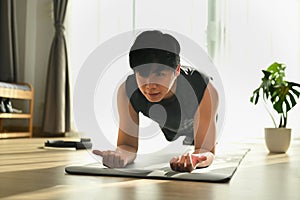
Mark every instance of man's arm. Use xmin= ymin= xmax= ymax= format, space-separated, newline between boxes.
xmin=116 ymin=81 xmax=140 ymax=164
xmin=169 ymin=82 xmax=219 ymax=172
xmin=93 ymin=82 xmax=139 ymax=168
xmin=192 ymin=82 xmax=219 ymax=167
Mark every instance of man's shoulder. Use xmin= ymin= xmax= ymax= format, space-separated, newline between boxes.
xmin=124 ymin=73 xmax=137 ymax=96
xmin=178 ymin=65 xmax=211 ymax=104
xmin=180 ymin=65 xmax=210 ymax=82
xmin=180 ymin=65 xmax=196 ymax=76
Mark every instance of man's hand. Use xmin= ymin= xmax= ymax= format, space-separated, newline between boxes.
xmin=92 ymin=150 xmax=129 ymax=168
xmin=169 ymin=153 xmax=208 ymax=172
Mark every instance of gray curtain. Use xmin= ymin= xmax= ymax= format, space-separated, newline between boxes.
xmin=0 ymin=0 xmax=18 ymax=82
xmin=42 ymin=0 xmax=70 ymax=135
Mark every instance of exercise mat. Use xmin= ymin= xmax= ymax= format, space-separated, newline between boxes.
xmin=65 ymin=147 xmax=249 ymax=183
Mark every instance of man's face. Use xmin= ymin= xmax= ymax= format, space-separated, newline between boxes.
xmin=135 ymin=65 xmax=179 ymax=102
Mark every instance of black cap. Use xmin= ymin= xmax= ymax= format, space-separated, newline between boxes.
xmin=129 ymin=30 xmax=180 ymax=70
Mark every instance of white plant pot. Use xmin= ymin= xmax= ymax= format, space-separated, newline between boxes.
xmin=264 ymin=128 xmax=291 ymax=153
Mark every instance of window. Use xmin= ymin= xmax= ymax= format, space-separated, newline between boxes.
xmin=208 ymin=0 xmax=300 ymax=140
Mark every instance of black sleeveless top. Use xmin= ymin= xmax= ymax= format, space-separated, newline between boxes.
xmin=125 ymin=66 xmax=210 ymax=145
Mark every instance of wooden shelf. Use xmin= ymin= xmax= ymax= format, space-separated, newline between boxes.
xmin=0 ymin=82 xmax=34 ymax=138
xmin=0 ymin=132 xmax=31 ymax=139
xmin=0 ymin=113 xmax=31 ymax=119
xmin=0 ymin=84 xmax=33 ymax=99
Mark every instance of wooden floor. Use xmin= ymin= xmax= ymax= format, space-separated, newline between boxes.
xmin=0 ymin=138 xmax=299 ymax=200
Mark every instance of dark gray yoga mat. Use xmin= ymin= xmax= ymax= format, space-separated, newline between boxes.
xmin=65 ymin=148 xmax=249 ymax=183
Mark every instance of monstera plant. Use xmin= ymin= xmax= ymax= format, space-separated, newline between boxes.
xmin=250 ymin=62 xmax=300 ymax=153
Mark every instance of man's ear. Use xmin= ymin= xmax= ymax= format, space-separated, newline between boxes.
xmin=175 ymin=64 xmax=181 ymax=76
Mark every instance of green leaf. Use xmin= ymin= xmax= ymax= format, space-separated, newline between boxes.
xmin=273 ymin=100 xmax=283 ymax=113
xmin=284 ymin=99 xmax=291 ymax=112
xmin=290 ymin=88 xmax=300 ymax=98
xmin=267 ymin=62 xmax=280 ymax=72
xmin=288 ymin=92 xmax=297 ymax=108
xmin=290 ymin=81 xmax=300 ymax=87
xmin=250 ymin=88 xmax=261 ymax=104
xmin=262 ymin=70 xmax=272 ymax=78
xmin=254 ymin=93 xmax=260 ymax=104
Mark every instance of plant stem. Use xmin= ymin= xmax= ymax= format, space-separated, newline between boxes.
xmin=263 ymin=101 xmax=277 ymax=128
xmin=283 ymin=112 xmax=287 ymax=128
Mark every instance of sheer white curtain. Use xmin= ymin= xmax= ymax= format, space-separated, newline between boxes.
xmin=135 ymin=0 xmax=208 ymax=49
xmin=66 ymin=0 xmax=134 ymax=135
xmin=66 ymin=0 xmax=134 ymax=86
xmin=208 ymin=0 xmax=300 ymax=141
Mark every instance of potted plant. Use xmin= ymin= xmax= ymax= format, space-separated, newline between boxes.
xmin=250 ymin=62 xmax=300 ymax=153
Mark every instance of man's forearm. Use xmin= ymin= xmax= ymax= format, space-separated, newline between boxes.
xmin=117 ymin=144 xmax=137 ymax=164
xmin=192 ymin=150 xmax=215 ymax=168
